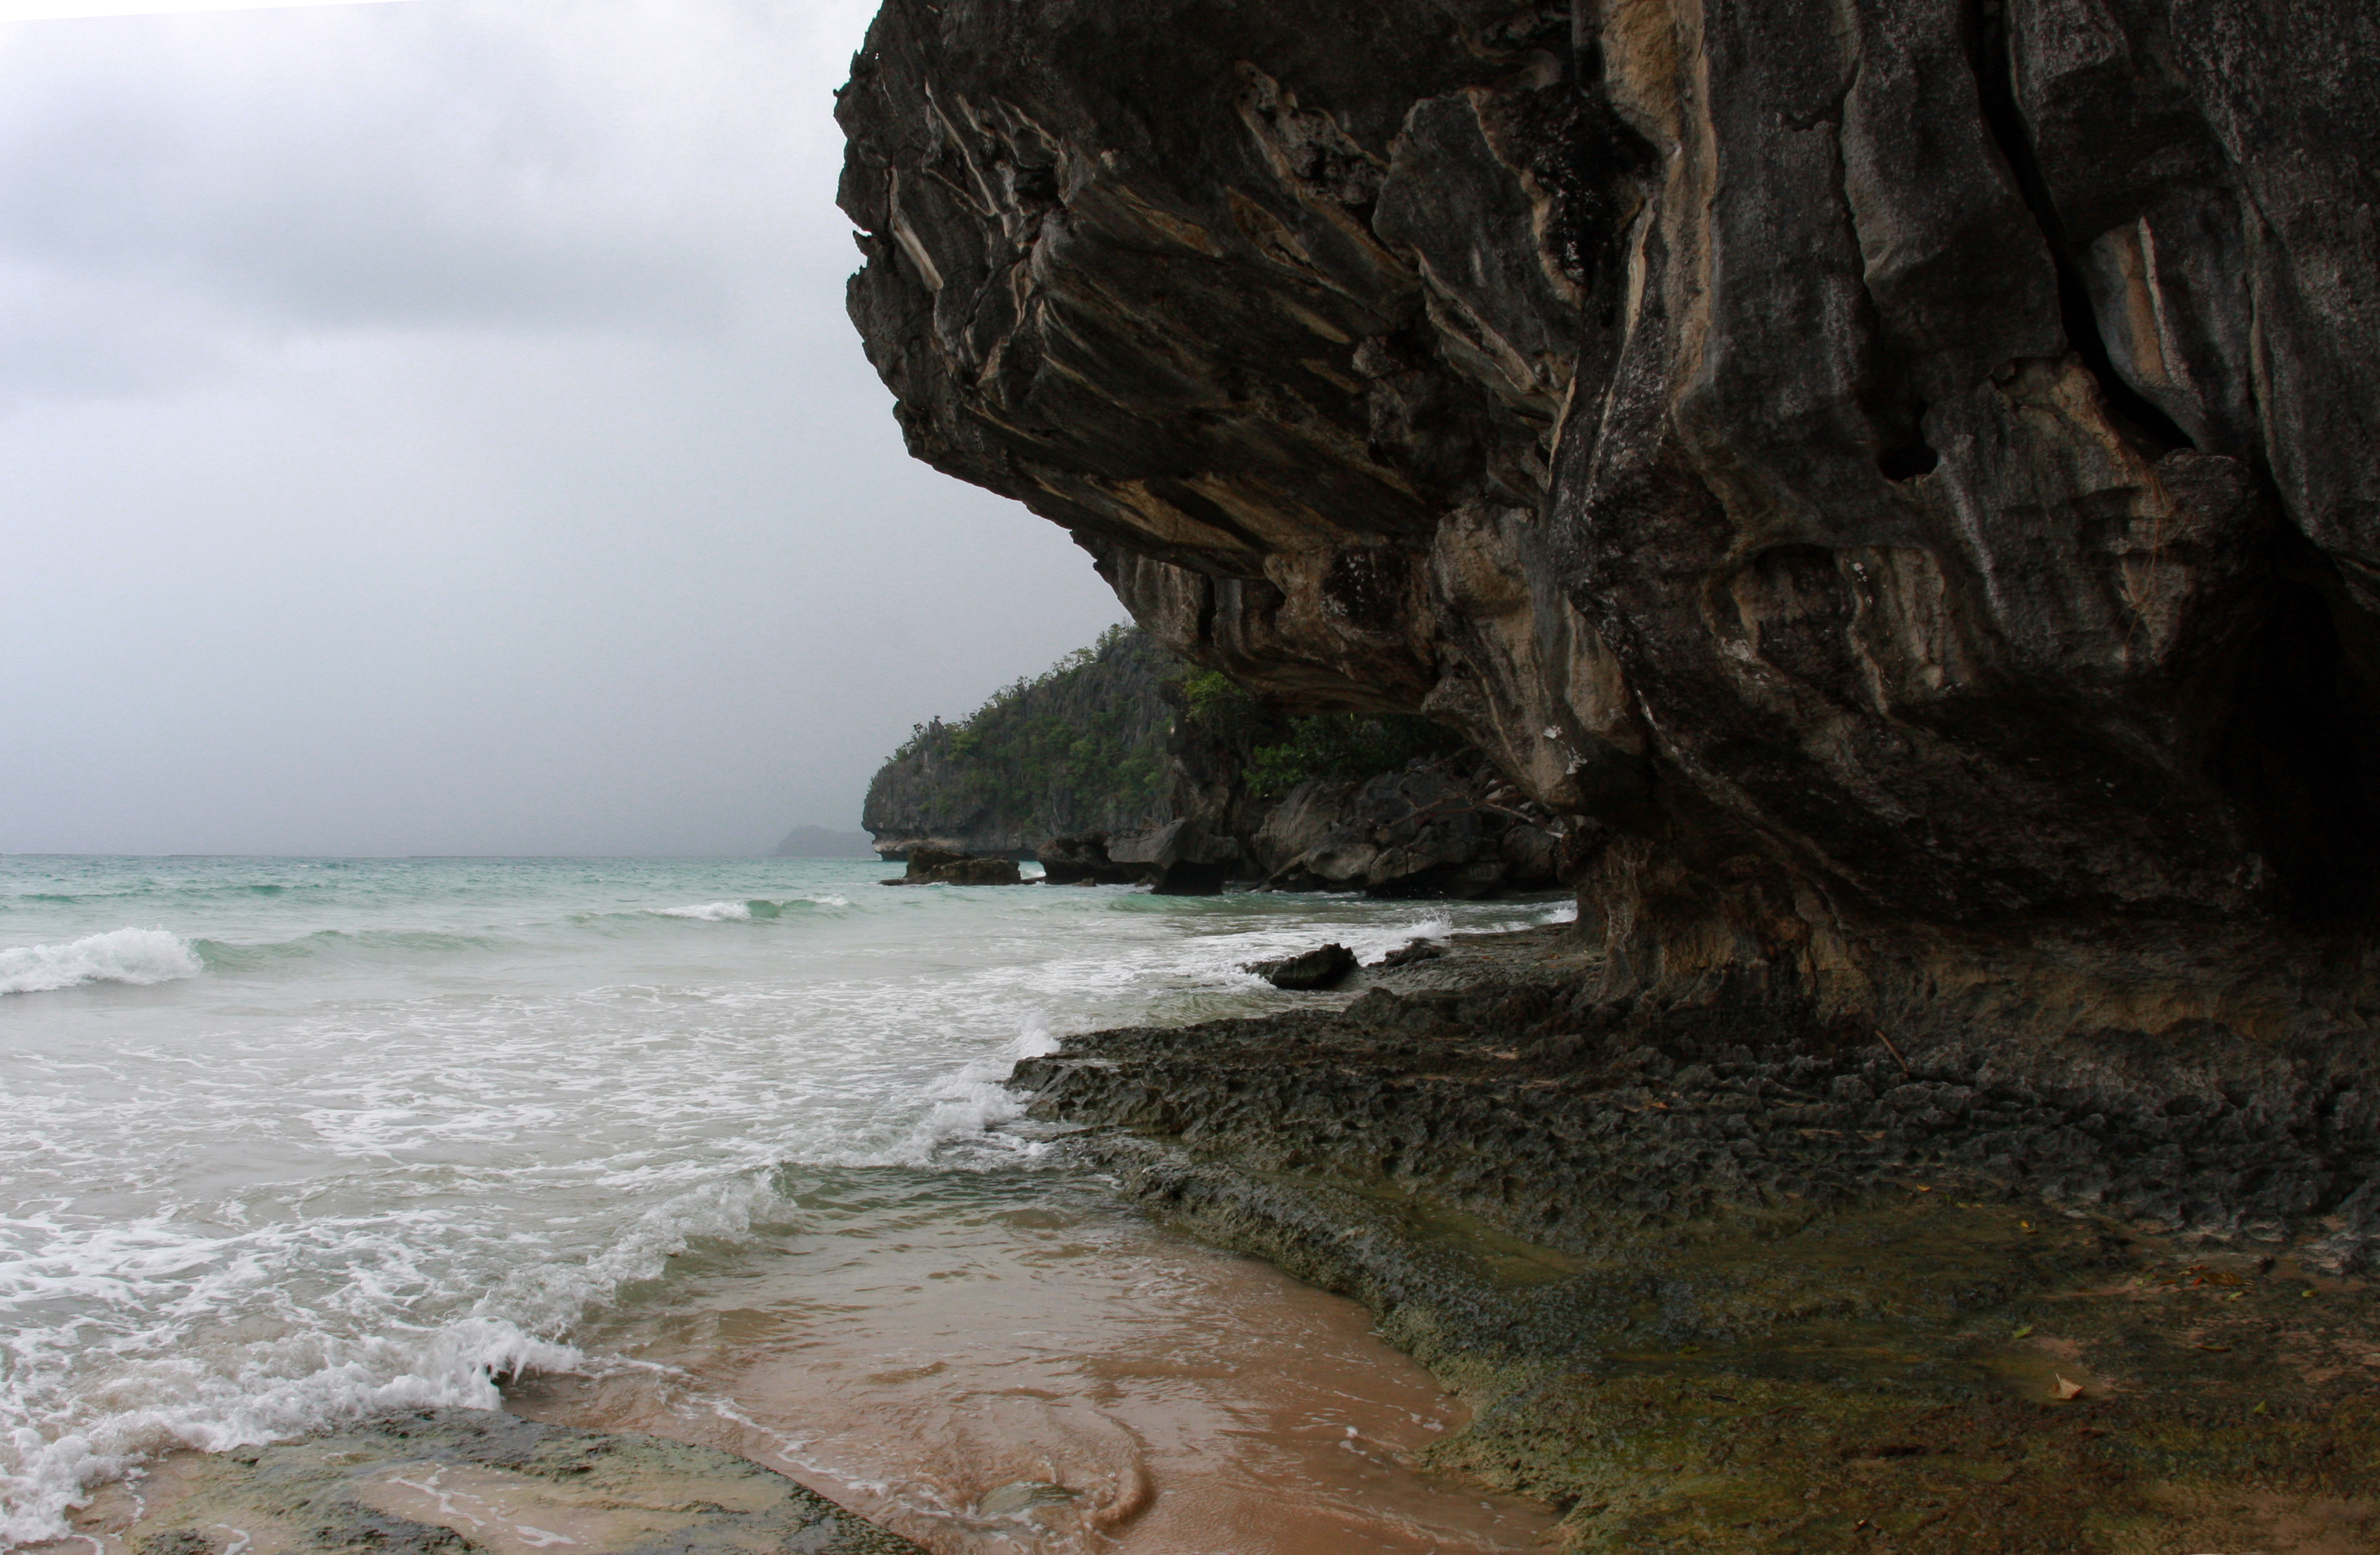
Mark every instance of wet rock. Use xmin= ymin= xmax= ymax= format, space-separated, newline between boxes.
xmin=1371 ymin=937 xmax=1448 ymax=969
xmin=1036 ymin=833 xmax=1148 ymax=885
xmin=1008 ymin=936 xmax=2380 ymax=1552
xmin=1246 ymin=943 xmax=1358 ymax=990
xmin=882 ymin=848 xmax=1022 ymax=886
xmin=1107 ymin=818 xmax=1241 ymax=895
xmin=70 ymin=1409 xmax=923 ymax=1555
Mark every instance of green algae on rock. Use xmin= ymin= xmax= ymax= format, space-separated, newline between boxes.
xmin=1014 ymin=928 xmax=2380 ymax=1553
xmin=60 ymin=1410 xmax=925 ymax=1555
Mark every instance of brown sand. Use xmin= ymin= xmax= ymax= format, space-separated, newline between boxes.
xmin=502 ymin=1169 xmax=1554 ymax=1553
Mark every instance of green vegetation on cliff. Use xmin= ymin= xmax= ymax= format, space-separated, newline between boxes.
xmin=863 ymin=625 xmax=1174 ymax=852
xmin=1179 ymin=670 xmax=1462 ymax=798
xmin=864 ymin=627 xmax=1472 ymax=854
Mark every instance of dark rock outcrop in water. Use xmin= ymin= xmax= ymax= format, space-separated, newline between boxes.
xmin=837 ymin=0 xmax=2380 ymax=1036
xmin=1035 ymin=832 xmax=1149 ymax=885
xmin=881 ymin=847 xmax=1022 ymax=885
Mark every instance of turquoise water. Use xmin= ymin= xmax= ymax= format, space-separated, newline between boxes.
xmin=0 ymin=856 xmax=1568 ymax=1551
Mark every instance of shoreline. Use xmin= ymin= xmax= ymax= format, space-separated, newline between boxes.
xmin=1013 ymin=919 xmax=2380 ymax=1552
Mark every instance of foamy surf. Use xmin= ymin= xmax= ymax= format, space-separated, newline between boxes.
xmin=0 ymin=927 xmax=203 ymax=995
xmin=0 ymin=854 xmax=1575 ymax=1549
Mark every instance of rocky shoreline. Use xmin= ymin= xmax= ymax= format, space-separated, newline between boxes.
xmin=1011 ymin=922 xmax=2380 ymax=1553
xmin=51 ymin=1410 xmax=926 ymax=1555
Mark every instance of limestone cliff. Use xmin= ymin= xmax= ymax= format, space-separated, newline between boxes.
xmin=839 ymin=0 xmax=2380 ymax=1043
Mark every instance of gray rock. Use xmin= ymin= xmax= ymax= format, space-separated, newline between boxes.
xmin=838 ymin=0 xmax=2380 ymax=1038
xmin=1246 ymin=943 xmax=1358 ymax=990
xmin=77 ymin=1409 xmax=924 ymax=1555
xmin=883 ymin=848 xmax=1022 ymax=886
xmin=1035 ymin=833 xmax=1148 ymax=885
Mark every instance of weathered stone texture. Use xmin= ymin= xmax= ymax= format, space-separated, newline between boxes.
xmin=839 ymin=0 xmax=2380 ymax=1017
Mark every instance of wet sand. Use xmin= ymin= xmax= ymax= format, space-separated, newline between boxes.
xmin=500 ymin=1166 xmax=1554 ymax=1553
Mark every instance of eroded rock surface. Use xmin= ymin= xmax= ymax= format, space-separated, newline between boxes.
xmin=881 ymin=847 xmax=1022 ymax=885
xmin=1012 ymin=929 xmax=2380 ymax=1551
xmin=838 ymin=0 xmax=2380 ymax=1029
xmin=54 ymin=1410 xmax=922 ymax=1555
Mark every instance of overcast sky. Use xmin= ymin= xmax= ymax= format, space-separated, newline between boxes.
xmin=0 ymin=0 xmax=1128 ymax=857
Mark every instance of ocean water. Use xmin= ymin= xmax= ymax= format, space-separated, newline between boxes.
xmin=0 ymin=856 xmax=1567 ymax=1552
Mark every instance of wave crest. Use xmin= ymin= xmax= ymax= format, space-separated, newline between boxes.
xmin=650 ymin=897 xmax=846 ymax=922
xmin=0 ymin=928 xmax=204 ymax=996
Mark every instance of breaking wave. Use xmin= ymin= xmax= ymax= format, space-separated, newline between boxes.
xmin=0 ymin=928 xmax=204 ymax=996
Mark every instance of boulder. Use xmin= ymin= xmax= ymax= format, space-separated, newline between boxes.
xmin=883 ymin=848 xmax=1022 ymax=886
xmin=935 ymin=855 xmax=1023 ymax=885
xmin=1108 ymin=818 xmax=1246 ymax=895
xmin=1244 ymin=943 xmax=1358 ymax=990
xmin=1370 ymin=937 xmax=1449 ymax=969
xmin=1037 ymin=833 xmax=1149 ymax=885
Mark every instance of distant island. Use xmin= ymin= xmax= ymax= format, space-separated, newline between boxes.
xmin=769 ymin=825 xmax=878 ymax=859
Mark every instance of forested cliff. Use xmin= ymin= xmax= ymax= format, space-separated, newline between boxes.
xmin=863 ymin=625 xmax=1173 ymax=857
xmin=863 ymin=627 xmax=1567 ymax=895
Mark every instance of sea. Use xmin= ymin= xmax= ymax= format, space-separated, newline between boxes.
xmin=0 ymin=855 xmax=1567 ymax=1553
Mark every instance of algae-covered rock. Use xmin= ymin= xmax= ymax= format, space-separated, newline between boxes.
xmin=65 ymin=1409 xmax=924 ymax=1555
xmin=1012 ymin=933 xmax=2380 ymax=1553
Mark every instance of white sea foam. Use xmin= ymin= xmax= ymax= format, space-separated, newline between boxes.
xmin=0 ymin=928 xmax=203 ymax=995
xmin=0 ymin=1171 xmax=795 ymax=1547
xmin=649 ymin=897 xmax=844 ymax=922
xmin=0 ymin=854 xmax=1569 ymax=1546
xmin=876 ymin=1061 xmax=1039 ymax=1168
xmin=1014 ymin=1010 xmax=1063 ymax=1059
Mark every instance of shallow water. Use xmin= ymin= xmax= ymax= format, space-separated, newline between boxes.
xmin=0 ymin=855 xmax=1564 ymax=1551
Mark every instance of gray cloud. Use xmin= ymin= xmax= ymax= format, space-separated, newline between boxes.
xmin=0 ymin=0 xmax=1129 ymax=855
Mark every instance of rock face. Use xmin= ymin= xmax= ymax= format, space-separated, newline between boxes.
xmin=1062 ymin=755 xmax=1569 ymax=897
xmin=882 ymin=847 xmax=1023 ymax=885
xmin=1246 ymin=756 xmax=1565 ymax=896
xmin=839 ymin=0 xmax=2380 ymax=1033
xmin=1035 ymin=832 xmax=1150 ymax=885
